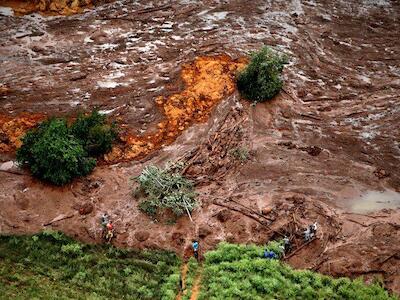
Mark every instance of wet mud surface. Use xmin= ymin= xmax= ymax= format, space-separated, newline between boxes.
xmin=1 ymin=0 xmax=400 ymax=294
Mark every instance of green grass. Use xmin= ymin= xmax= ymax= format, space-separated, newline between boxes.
xmin=0 ymin=231 xmax=180 ymax=300
xmin=198 ymin=243 xmax=397 ymax=300
xmin=1 ymin=234 xmax=396 ymax=300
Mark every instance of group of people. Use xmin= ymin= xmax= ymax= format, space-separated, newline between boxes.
xmin=263 ymin=222 xmax=318 ymax=259
xmin=98 ymin=213 xmax=317 ymax=262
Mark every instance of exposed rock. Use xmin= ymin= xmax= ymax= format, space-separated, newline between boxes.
xmin=261 ymin=207 xmax=272 ymax=215
xmin=0 ymin=161 xmax=26 ymax=175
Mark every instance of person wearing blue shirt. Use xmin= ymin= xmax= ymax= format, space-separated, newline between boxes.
xmin=192 ymin=240 xmax=199 ymax=260
xmin=263 ymin=249 xmax=277 ymax=259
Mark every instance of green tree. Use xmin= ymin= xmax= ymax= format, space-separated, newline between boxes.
xmin=237 ymin=46 xmax=288 ymax=103
xmin=17 ymin=118 xmax=96 ymax=186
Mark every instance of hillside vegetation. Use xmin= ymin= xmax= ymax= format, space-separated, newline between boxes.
xmin=0 ymin=231 xmax=180 ymax=300
xmin=198 ymin=243 xmax=397 ymax=300
xmin=0 ymin=233 xmax=397 ymax=300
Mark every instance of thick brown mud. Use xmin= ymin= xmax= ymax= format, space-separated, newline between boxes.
xmin=1 ymin=0 xmax=400 ymax=295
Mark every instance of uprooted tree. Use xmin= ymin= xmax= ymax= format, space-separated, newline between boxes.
xmin=237 ymin=46 xmax=288 ymax=103
xmin=134 ymin=164 xmax=198 ymax=219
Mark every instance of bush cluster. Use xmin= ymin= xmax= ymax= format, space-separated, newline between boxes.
xmin=16 ymin=110 xmax=117 ymax=186
xmin=135 ymin=165 xmax=198 ymax=217
xmin=0 ymin=231 xmax=181 ymax=300
xmin=198 ymin=242 xmax=396 ymax=300
xmin=237 ymin=46 xmax=288 ymax=103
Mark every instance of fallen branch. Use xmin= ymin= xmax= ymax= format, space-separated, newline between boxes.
xmin=212 ymin=201 xmax=285 ymax=237
xmin=284 ymin=237 xmax=317 ymax=260
xmin=43 ymin=213 xmax=75 ymax=226
xmin=212 ymin=201 xmax=265 ymax=225
xmin=311 ymin=257 xmax=329 ymax=271
xmin=342 ymin=212 xmax=390 ymax=218
xmin=227 ymin=198 xmax=274 ymax=222
xmin=345 ymin=218 xmax=369 ymax=227
xmin=374 ymin=253 xmax=399 ymax=265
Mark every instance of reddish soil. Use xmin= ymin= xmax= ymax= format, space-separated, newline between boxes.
xmin=1 ymin=0 xmax=400 ymax=295
xmin=0 ymin=0 xmax=110 ymax=16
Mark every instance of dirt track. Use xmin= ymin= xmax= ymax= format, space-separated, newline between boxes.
xmin=1 ymin=0 xmax=400 ymax=294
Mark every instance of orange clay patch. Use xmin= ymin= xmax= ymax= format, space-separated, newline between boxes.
xmin=0 ymin=113 xmax=45 ymax=153
xmin=0 ymin=0 xmax=95 ymax=16
xmin=105 ymin=55 xmax=246 ymax=162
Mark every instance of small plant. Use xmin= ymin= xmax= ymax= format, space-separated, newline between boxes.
xmin=135 ymin=165 xmax=198 ymax=218
xmin=16 ymin=110 xmax=116 ymax=186
xmin=230 ymin=147 xmax=249 ymax=163
xmin=237 ymin=46 xmax=288 ymax=103
xmin=61 ymin=243 xmax=83 ymax=257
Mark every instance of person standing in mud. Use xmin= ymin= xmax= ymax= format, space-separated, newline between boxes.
xmin=192 ymin=240 xmax=199 ymax=260
xmin=100 ymin=213 xmax=114 ymax=243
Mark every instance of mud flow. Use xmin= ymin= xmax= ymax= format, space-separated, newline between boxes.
xmin=0 ymin=0 xmax=400 ymax=295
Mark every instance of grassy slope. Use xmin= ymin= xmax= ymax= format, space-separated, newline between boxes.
xmin=198 ymin=243 xmax=397 ymax=300
xmin=0 ymin=233 xmax=397 ymax=300
xmin=0 ymin=231 xmax=180 ymax=300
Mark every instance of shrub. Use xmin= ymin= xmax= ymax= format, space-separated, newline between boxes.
xmin=16 ymin=110 xmax=117 ymax=186
xmin=237 ymin=46 xmax=288 ymax=103
xmin=230 ymin=147 xmax=249 ymax=163
xmin=16 ymin=118 xmax=96 ymax=186
xmin=135 ymin=165 xmax=198 ymax=217
xmin=70 ymin=110 xmax=117 ymax=156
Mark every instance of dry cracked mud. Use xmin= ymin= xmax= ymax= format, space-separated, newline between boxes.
xmin=0 ymin=0 xmax=400 ymax=294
